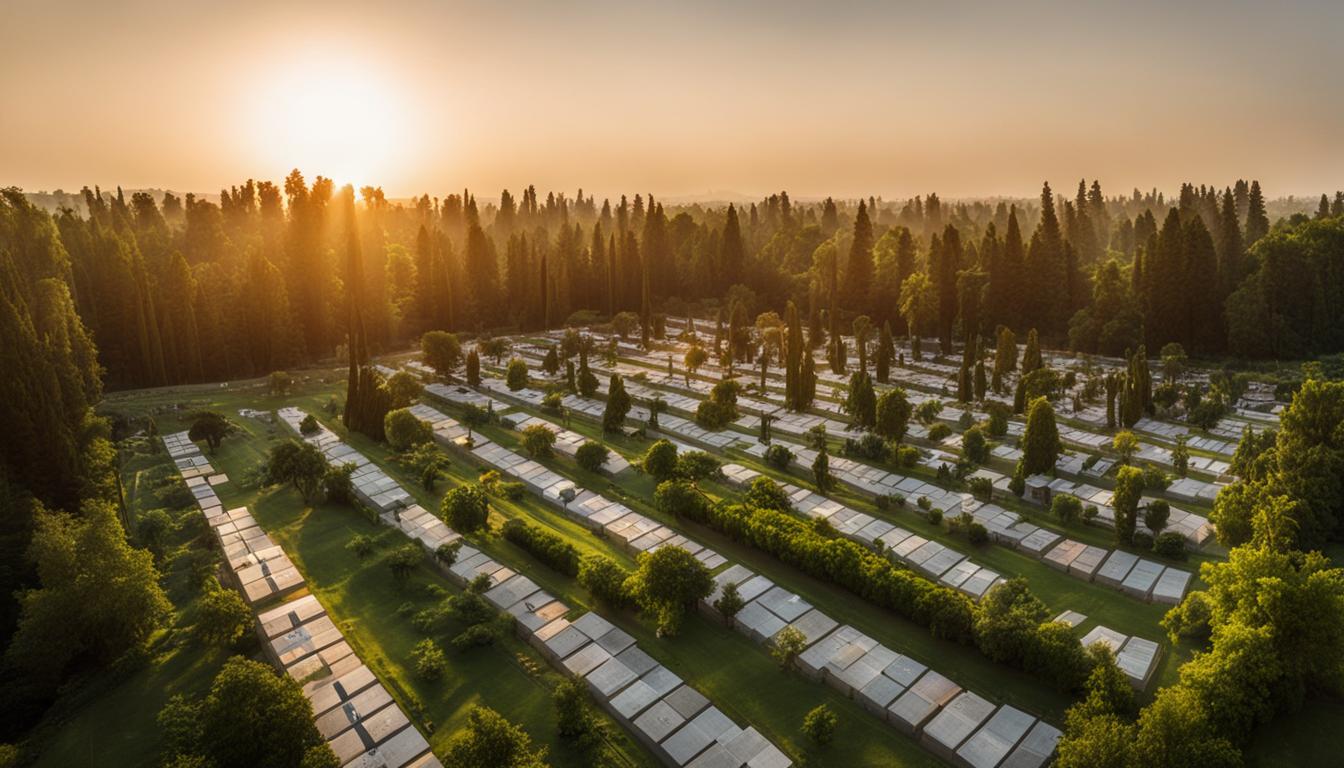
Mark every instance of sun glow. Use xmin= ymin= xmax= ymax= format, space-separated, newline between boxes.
xmin=248 ymin=56 xmax=410 ymax=189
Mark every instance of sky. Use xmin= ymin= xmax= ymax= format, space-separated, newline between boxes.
xmin=2 ymin=0 xmax=1342 ymax=201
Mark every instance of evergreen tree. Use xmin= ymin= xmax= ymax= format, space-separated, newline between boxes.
xmin=1022 ymin=328 xmax=1042 ymax=374
xmin=1019 ymin=396 xmax=1062 ymax=475
xmin=1023 ymin=182 xmax=1068 ymax=335
xmin=875 ymin=321 xmax=894 ymax=383
xmin=784 ymin=301 xmax=803 ymax=411
xmin=1244 ymin=180 xmax=1269 ymax=245
xmin=842 ymin=200 xmax=874 ymax=309
xmin=603 ymin=374 xmax=631 ymax=432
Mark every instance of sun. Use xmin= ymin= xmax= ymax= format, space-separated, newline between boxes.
xmin=248 ymin=57 xmax=407 ymax=188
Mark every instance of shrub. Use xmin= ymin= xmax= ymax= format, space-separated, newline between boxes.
xmin=745 ymin=476 xmax=793 ymax=512
xmin=451 ymin=623 xmax=499 ymax=651
xmin=772 ymin=626 xmax=808 ymax=671
xmin=962 ymin=425 xmax=989 ymax=464
xmin=440 ymin=485 xmax=490 ymax=533
xmin=1154 ymin=531 xmax=1187 ymax=560
xmin=1141 ymin=464 xmax=1171 ymax=490
xmin=299 ymin=414 xmax=319 ymax=435
xmin=640 ymin=439 xmax=680 ymax=481
xmin=1144 ymin=500 xmax=1171 ymax=532
xmin=387 ymin=544 xmax=423 ymax=585
xmin=846 ymin=433 xmax=888 ymax=461
xmin=497 ymin=481 xmax=526 ymax=500
xmin=578 ymin=554 xmax=631 ymax=607
xmin=323 ymin=462 xmax=356 ymax=506
xmin=967 ymin=522 xmax=989 ymax=545
xmin=575 ymin=441 xmax=609 ymax=473
xmin=917 ymin=496 xmax=932 ymax=511
xmin=505 ymin=358 xmax=529 ymax=390
xmin=385 ymin=408 xmax=433 ymax=451
xmin=927 ymin=423 xmax=952 ymax=442
xmin=520 ymin=424 xmax=557 ymax=459
xmin=927 ymin=508 xmax=943 ymax=526
xmin=1051 ymin=494 xmax=1083 ymax=525
xmin=193 ymin=584 xmax=251 ymax=647
xmin=541 ymin=391 xmax=563 ymax=413
xmin=655 ymin=479 xmax=708 ymax=519
xmin=969 ymin=476 xmax=993 ymax=501
xmin=1161 ymin=591 xmax=1212 ymax=643
xmin=1083 ymin=504 xmax=1099 ymax=521
xmin=435 ymin=540 xmax=463 ymax=566
xmin=801 ymin=704 xmax=838 ymax=745
xmin=411 ymin=639 xmax=447 ymax=680
xmin=346 ymin=534 xmax=375 ymax=559
xmin=502 ymin=519 xmax=580 ymax=576
xmin=1132 ymin=530 xmax=1155 ymax=550
xmin=676 ymin=451 xmax=722 ymax=481
xmin=896 ymin=445 xmax=920 ymax=467
xmin=764 ymin=444 xmax=794 ymax=469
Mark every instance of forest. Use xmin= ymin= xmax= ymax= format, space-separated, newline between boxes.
xmin=29 ymin=175 xmax=1344 ymax=394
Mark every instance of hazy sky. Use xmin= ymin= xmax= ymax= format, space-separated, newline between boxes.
xmin=3 ymin=0 xmax=1342 ymax=201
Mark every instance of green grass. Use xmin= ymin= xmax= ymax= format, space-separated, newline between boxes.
xmin=30 ymin=449 xmax=233 ymax=767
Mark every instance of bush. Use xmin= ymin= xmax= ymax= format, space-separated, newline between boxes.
xmin=969 ymin=476 xmax=993 ymax=501
xmin=193 ymin=584 xmax=251 ymax=647
xmin=917 ymin=496 xmax=932 ymax=511
xmin=896 ymin=445 xmax=920 ymax=468
xmin=346 ymin=534 xmax=375 ymax=559
xmin=505 ymin=358 xmax=529 ymax=390
xmin=764 ymin=444 xmax=794 ymax=469
xmin=497 ymin=481 xmax=526 ymax=500
xmin=440 ymin=485 xmax=490 ymax=533
xmin=1161 ymin=591 xmax=1212 ymax=643
xmin=578 ymin=554 xmax=631 ymax=607
xmin=927 ymin=508 xmax=943 ymax=526
xmin=927 ymin=423 xmax=952 ymax=442
xmin=387 ymin=544 xmax=423 ymax=585
xmin=299 ymin=414 xmax=319 ymax=435
xmin=502 ymin=519 xmax=580 ymax=576
xmin=745 ymin=476 xmax=793 ymax=512
xmin=845 ymin=432 xmax=888 ymax=461
xmin=676 ymin=451 xmax=722 ymax=481
xmin=1153 ymin=531 xmax=1187 ymax=560
xmin=451 ymin=623 xmax=499 ymax=651
xmin=575 ymin=441 xmax=609 ymax=473
xmin=801 ymin=704 xmax=838 ymax=745
xmin=962 ymin=425 xmax=989 ymax=464
xmin=411 ymin=639 xmax=447 ymax=680
xmin=1144 ymin=500 xmax=1171 ymax=532
xmin=655 ymin=479 xmax=708 ymax=519
xmin=640 ymin=439 xmax=680 ymax=481
xmin=1141 ymin=464 xmax=1170 ymax=490
xmin=1051 ymin=494 xmax=1083 ymax=525
xmin=967 ymin=522 xmax=989 ymax=545
xmin=1132 ymin=530 xmax=1155 ymax=550
xmin=385 ymin=408 xmax=433 ymax=451
xmin=323 ymin=462 xmax=356 ymax=506
xmin=520 ymin=424 xmax=557 ymax=459
xmin=1083 ymin=504 xmax=1099 ymax=521
xmin=541 ymin=391 xmax=563 ymax=413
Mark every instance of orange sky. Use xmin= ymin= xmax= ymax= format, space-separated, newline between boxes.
xmin=3 ymin=0 xmax=1342 ymax=200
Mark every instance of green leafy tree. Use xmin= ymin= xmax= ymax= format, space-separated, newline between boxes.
xmin=387 ymin=370 xmax=423 ymax=408
xmin=962 ymin=425 xmax=989 ymax=464
xmin=387 ymin=543 xmax=423 ymax=586
xmin=772 ymin=625 xmax=808 ymax=671
xmin=575 ymin=441 xmax=609 ymax=473
xmin=442 ymin=705 xmax=548 ymax=768
xmin=266 ymin=440 xmax=329 ymax=503
xmin=385 ymin=408 xmax=433 ymax=451
xmin=624 ymin=546 xmax=714 ymax=636
xmin=520 ymin=424 xmax=556 ymax=459
xmin=801 ymin=704 xmax=838 ymax=746
xmin=421 ymin=330 xmax=463 ymax=378
xmin=874 ymin=388 xmax=912 ymax=442
xmin=1112 ymin=430 xmax=1138 ymax=465
xmin=192 ymin=656 xmax=331 ymax=768
xmin=713 ymin=581 xmax=745 ymax=628
xmin=441 ymin=485 xmax=490 ymax=532
xmin=641 ymin=439 xmax=680 ymax=481
xmin=188 ymin=411 xmax=233 ymax=454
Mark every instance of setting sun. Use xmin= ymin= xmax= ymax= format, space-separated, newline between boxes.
xmin=248 ymin=56 xmax=408 ymax=188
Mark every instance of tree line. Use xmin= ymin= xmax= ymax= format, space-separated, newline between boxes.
xmin=22 ymin=176 xmax=1343 ymax=393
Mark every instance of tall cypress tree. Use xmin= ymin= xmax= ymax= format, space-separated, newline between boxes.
xmin=875 ymin=321 xmax=893 ymax=383
xmin=720 ymin=203 xmax=745 ymax=287
xmin=842 ymin=200 xmax=874 ymax=311
xmin=785 ymin=301 xmax=803 ymax=411
xmin=1245 ymin=180 xmax=1269 ymax=245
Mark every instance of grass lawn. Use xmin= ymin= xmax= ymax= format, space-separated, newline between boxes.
xmin=72 ymin=364 xmax=1338 ymax=768
xmin=30 ymin=447 xmax=233 ymax=767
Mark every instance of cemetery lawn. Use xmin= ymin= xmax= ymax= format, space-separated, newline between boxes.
xmin=30 ymin=448 xmax=233 ymax=767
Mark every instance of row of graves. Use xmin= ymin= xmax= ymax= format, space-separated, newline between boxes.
xmin=279 ymin=403 xmax=790 ymax=768
xmin=465 ymin=352 xmax=1197 ymax=608
xmin=600 ymin=340 xmax=1222 ymax=541
xmin=498 ymin=411 xmax=634 ymax=474
xmin=719 ymin=463 xmax=1006 ymax=602
xmin=703 ymin=564 xmax=1062 ymax=768
xmin=410 ymin=395 xmax=1055 ymax=768
xmin=161 ymin=431 xmax=441 ymax=767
